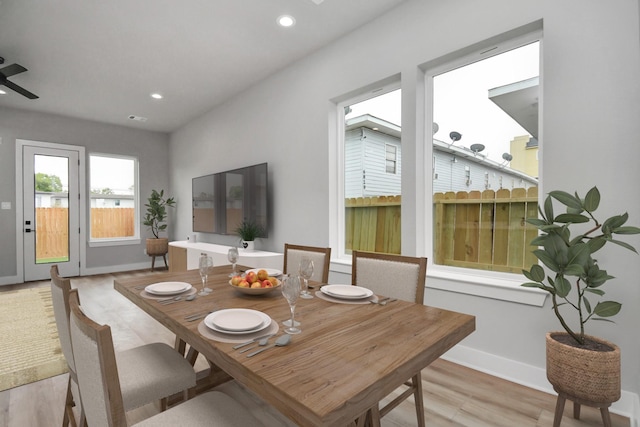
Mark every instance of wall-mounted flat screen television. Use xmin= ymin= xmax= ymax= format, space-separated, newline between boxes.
xmin=192 ymin=163 xmax=268 ymax=236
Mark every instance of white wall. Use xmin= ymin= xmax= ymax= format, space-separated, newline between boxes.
xmin=0 ymin=107 xmax=171 ymax=281
xmin=170 ymin=0 xmax=640 ymax=418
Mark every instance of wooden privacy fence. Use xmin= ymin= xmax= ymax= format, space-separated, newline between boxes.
xmin=35 ymin=208 xmax=135 ymax=260
xmin=346 ymin=188 xmax=539 ymax=273
xmin=90 ymin=207 xmax=135 ymax=238
xmin=434 ymin=187 xmax=539 ymax=274
xmin=345 ymin=196 xmax=401 ymax=254
xmin=35 ymin=207 xmax=69 ymax=261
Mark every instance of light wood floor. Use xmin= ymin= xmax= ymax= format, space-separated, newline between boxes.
xmin=0 ymin=270 xmax=630 ymax=427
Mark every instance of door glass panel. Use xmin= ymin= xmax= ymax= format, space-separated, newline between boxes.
xmin=34 ymin=155 xmax=69 ymax=264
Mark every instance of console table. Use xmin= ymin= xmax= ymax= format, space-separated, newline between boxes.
xmin=168 ymin=241 xmax=283 ymax=272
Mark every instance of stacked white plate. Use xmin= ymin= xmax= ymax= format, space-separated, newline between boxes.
xmin=145 ymin=281 xmax=192 ymax=296
xmin=204 ymin=309 xmax=271 ymax=335
xmin=321 ymin=285 xmax=373 ymax=300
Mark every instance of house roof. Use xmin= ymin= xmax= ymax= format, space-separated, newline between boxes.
xmin=488 ymin=76 xmax=539 ymax=139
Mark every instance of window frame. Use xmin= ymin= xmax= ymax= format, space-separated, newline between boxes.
xmin=330 ymin=79 xmax=401 ymax=262
xmin=422 ymin=29 xmax=543 ymax=287
xmin=385 ymin=143 xmax=397 ymax=174
xmin=88 ymin=153 xmax=140 ymax=247
xmin=329 ymin=28 xmax=545 ymax=306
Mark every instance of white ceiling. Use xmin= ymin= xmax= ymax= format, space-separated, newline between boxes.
xmin=0 ymin=0 xmax=406 ymax=133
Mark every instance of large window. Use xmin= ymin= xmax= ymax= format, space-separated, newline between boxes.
xmin=89 ymin=154 xmax=139 ymax=243
xmin=338 ymin=86 xmax=401 ymax=257
xmin=429 ymin=35 xmax=540 ymax=274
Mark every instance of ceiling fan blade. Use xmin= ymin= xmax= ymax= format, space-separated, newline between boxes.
xmin=2 ymin=80 xmax=39 ymax=99
xmin=0 ymin=63 xmax=28 ymax=78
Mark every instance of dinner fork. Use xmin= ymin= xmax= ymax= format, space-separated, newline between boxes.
xmin=184 ymin=310 xmax=214 ymax=321
xmin=158 ymin=296 xmax=183 ymax=304
xmin=370 ymin=297 xmax=391 ymax=305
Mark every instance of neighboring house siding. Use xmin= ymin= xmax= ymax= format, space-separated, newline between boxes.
xmin=433 ymin=151 xmax=536 ymax=193
xmin=346 ymin=120 xmax=536 ymax=198
xmin=346 ymin=128 xmax=402 ymax=198
xmin=345 ymin=129 xmax=365 ymax=198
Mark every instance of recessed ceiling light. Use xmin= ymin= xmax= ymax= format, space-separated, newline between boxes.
xmin=0 ymin=89 xmax=6 ymax=95
xmin=150 ymin=93 xmax=163 ymax=100
xmin=277 ymin=15 xmax=295 ymax=27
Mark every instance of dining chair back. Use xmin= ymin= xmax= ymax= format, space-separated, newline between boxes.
xmin=67 ymin=291 xmax=267 ymax=427
xmin=351 ymin=251 xmax=427 ymax=303
xmin=283 ymin=244 xmax=331 ymax=283
xmin=351 ymin=251 xmax=428 ymax=426
xmin=53 ymin=268 xmax=198 ymax=420
xmin=68 ymin=290 xmax=127 ymax=426
xmin=50 ymin=265 xmax=84 ymax=427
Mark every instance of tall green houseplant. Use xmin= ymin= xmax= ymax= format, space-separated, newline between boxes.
xmin=143 ymin=189 xmax=175 ymax=238
xmin=522 ymin=186 xmax=640 ymax=345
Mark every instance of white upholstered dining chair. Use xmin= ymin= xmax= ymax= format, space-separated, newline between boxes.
xmin=351 ymin=251 xmax=428 ymax=427
xmin=67 ymin=290 xmax=266 ymax=427
xmin=283 ymin=243 xmax=331 ymax=283
xmin=50 ymin=265 xmax=84 ymax=427
xmin=50 ymin=266 xmax=196 ymax=425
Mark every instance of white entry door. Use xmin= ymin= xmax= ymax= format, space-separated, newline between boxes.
xmin=22 ymin=145 xmax=80 ymax=280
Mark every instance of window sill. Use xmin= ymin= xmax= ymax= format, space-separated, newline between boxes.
xmin=427 ymin=265 xmax=547 ymax=306
xmin=89 ymin=238 xmax=141 ymax=248
xmin=330 ymin=259 xmax=547 ymax=307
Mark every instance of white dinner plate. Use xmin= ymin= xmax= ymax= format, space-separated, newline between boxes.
xmin=245 ymin=268 xmax=283 ymax=277
xmin=145 ymin=281 xmax=192 ymax=296
xmin=321 ymin=285 xmax=373 ymax=300
xmin=204 ymin=309 xmax=271 ymax=334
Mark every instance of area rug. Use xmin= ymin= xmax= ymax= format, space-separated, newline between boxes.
xmin=0 ymin=287 xmax=68 ymax=391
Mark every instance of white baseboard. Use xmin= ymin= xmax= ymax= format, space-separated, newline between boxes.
xmin=443 ymin=344 xmax=639 ymax=424
xmin=0 ymin=275 xmax=21 ymax=286
xmin=81 ymin=262 xmax=152 ymax=277
xmin=0 ymin=262 xmax=153 ymax=285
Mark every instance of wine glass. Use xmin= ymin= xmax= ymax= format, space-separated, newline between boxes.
xmin=298 ymin=257 xmax=314 ymax=299
xmin=198 ymin=253 xmax=213 ymax=295
xmin=227 ymin=247 xmax=239 ymax=277
xmin=281 ymin=275 xmax=302 ymax=334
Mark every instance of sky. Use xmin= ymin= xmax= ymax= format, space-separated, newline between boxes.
xmin=35 ymin=154 xmax=134 ymax=193
xmin=346 ymin=41 xmax=539 ymax=164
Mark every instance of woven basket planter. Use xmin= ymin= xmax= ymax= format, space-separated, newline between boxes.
xmin=146 ymin=238 xmax=169 ymax=256
xmin=546 ymin=332 xmax=620 ymax=405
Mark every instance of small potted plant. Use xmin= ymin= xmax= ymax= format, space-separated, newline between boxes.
xmin=234 ymin=220 xmax=264 ymax=251
xmin=142 ymin=189 xmax=175 ymax=266
xmin=521 ymin=186 xmax=640 ymax=422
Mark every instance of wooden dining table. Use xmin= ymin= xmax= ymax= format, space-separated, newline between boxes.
xmin=114 ymin=265 xmax=475 ymax=427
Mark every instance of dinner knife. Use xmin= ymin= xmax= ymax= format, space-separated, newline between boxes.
xmin=232 ymin=333 xmax=275 ymax=349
